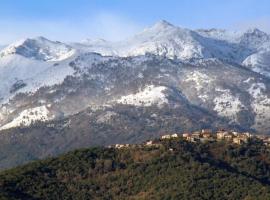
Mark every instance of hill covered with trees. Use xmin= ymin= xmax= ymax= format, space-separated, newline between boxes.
xmin=1 ymin=138 xmax=270 ymax=200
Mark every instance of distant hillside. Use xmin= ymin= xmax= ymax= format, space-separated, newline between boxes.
xmin=1 ymin=138 xmax=270 ymax=200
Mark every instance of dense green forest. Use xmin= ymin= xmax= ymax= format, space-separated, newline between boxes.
xmin=1 ymin=138 xmax=270 ymax=200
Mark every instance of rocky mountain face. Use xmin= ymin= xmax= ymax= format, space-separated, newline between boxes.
xmin=0 ymin=20 xmax=270 ymax=169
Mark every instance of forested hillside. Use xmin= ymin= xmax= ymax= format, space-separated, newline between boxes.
xmin=1 ymin=138 xmax=270 ymax=200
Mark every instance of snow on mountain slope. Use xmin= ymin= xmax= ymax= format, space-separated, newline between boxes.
xmin=213 ymin=88 xmax=244 ymax=123
xmin=0 ymin=105 xmax=53 ymax=130
xmin=247 ymin=82 xmax=270 ymax=131
xmin=0 ymin=53 xmax=77 ymax=103
xmin=79 ymin=20 xmax=208 ymax=60
xmin=77 ymin=21 xmax=270 ymax=77
xmin=196 ymin=28 xmax=242 ymax=43
xmin=116 ymin=85 xmax=168 ymax=107
xmin=0 ymin=37 xmax=75 ymax=61
xmin=0 ymin=52 xmax=112 ymax=129
xmin=0 ymin=54 xmax=52 ymax=102
xmin=242 ymin=50 xmax=270 ymax=77
xmin=0 ymin=51 xmax=270 ymax=135
xmin=197 ymin=28 xmax=270 ymax=51
xmin=239 ymin=28 xmax=270 ymax=50
xmin=119 ymin=20 xmax=206 ymax=59
xmin=0 ymin=20 xmax=270 ymax=132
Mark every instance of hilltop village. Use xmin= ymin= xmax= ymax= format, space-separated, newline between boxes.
xmin=111 ymin=129 xmax=270 ymax=149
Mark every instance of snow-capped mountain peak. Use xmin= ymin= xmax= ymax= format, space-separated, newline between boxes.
xmin=196 ymin=28 xmax=242 ymax=43
xmin=75 ymin=21 xmax=268 ymax=63
xmin=244 ymin=28 xmax=268 ymax=37
xmin=116 ymin=20 xmax=207 ymax=60
xmin=0 ymin=36 xmax=75 ymax=61
xmin=240 ymin=28 xmax=270 ymax=49
xmin=148 ymin=20 xmax=175 ymax=30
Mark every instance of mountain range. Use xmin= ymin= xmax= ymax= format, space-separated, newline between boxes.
xmin=0 ymin=20 xmax=270 ymax=169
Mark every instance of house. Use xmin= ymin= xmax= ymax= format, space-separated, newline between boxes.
xmin=202 ymin=132 xmax=212 ymax=138
xmin=182 ymin=133 xmax=191 ymax=138
xmin=192 ymin=131 xmax=201 ymax=138
xmin=202 ymin=129 xmax=212 ymax=134
xmin=233 ymin=137 xmax=244 ymax=145
xmin=243 ymin=132 xmax=252 ymax=138
xmin=186 ymin=136 xmax=200 ymax=143
xmin=115 ymin=144 xmax=125 ymax=149
xmin=115 ymin=144 xmax=130 ymax=149
xmin=171 ymin=133 xmax=179 ymax=138
xmin=146 ymin=140 xmax=153 ymax=146
xmin=236 ymin=133 xmax=249 ymax=142
xmin=264 ymin=141 xmax=270 ymax=147
xmin=224 ymin=134 xmax=233 ymax=141
xmin=186 ymin=135 xmax=192 ymax=141
xmin=232 ymin=131 xmax=240 ymax=136
xmin=216 ymin=131 xmax=229 ymax=140
xmin=233 ymin=134 xmax=249 ymax=144
xmin=161 ymin=134 xmax=179 ymax=139
xmin=256 ymin=135 xmax=267 ymax=140
xmin=264 ymin=137 xmax=270 ymax=143
xmin=161 ymin=135 xmax=171 ymax=139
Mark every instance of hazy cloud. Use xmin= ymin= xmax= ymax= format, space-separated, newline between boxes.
xmin=84 ymin=12 xmax=144 ymax=41
xmin=0 ymin=12 xmax=144 ymax=45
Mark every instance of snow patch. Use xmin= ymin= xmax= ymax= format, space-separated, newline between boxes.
xmin=242 ymin=51 xmax=270 ymax=78
xmin=213 ymin=88 xmax=244 ymax=122
xmin=0 ymin=105 xmax=54 ymax=130
xmin=117 ymin=85 xmax=168 ymax=107
xmin=96 ymin=111 xmax=117 ymax=124
xmin=185 ymin=71 xmax=213 ymax=102
xmin=0 ymin=37 xmax=75 ymax=61
xmin=138 ymin=72 xmax=144 ymax=78
xmin=0 ymin=54 xmax=75 ymax=103
xmin=185 ymin=71 xmax=212 ymax=91
xmin=248 ymin=83 xmax=270 ymax=130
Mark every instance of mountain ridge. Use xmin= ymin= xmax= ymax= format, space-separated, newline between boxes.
xmin=0 ymin=20 xmax=270 ymax=169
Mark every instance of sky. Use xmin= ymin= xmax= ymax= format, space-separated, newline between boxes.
xmin=0 ymin=0 xmax=270 ymax=44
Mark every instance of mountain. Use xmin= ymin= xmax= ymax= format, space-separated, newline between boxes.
xmin=0 ymin=37 xmax=77 ymax=104
xmin=1 ymin=138 xmax=270 ymax=199
xmin=0 ymin=20 xmax=270 ymax=169
xmin=81 ymin=20 xmax=238 ymax=60
xmin=0 ymin=36 xmax=75 ymax=61
xmin=80 ymin=21 xmax=270 ymax=75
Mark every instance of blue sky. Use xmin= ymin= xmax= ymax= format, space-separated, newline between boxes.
xmin=0 ymin=0 xmax=269 ymax=44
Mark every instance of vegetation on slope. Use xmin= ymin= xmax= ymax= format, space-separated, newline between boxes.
xmin=1 ymin=138 xmax=270 ymax=200
xmin=0 ymin=104 xmax=235 ymax=170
